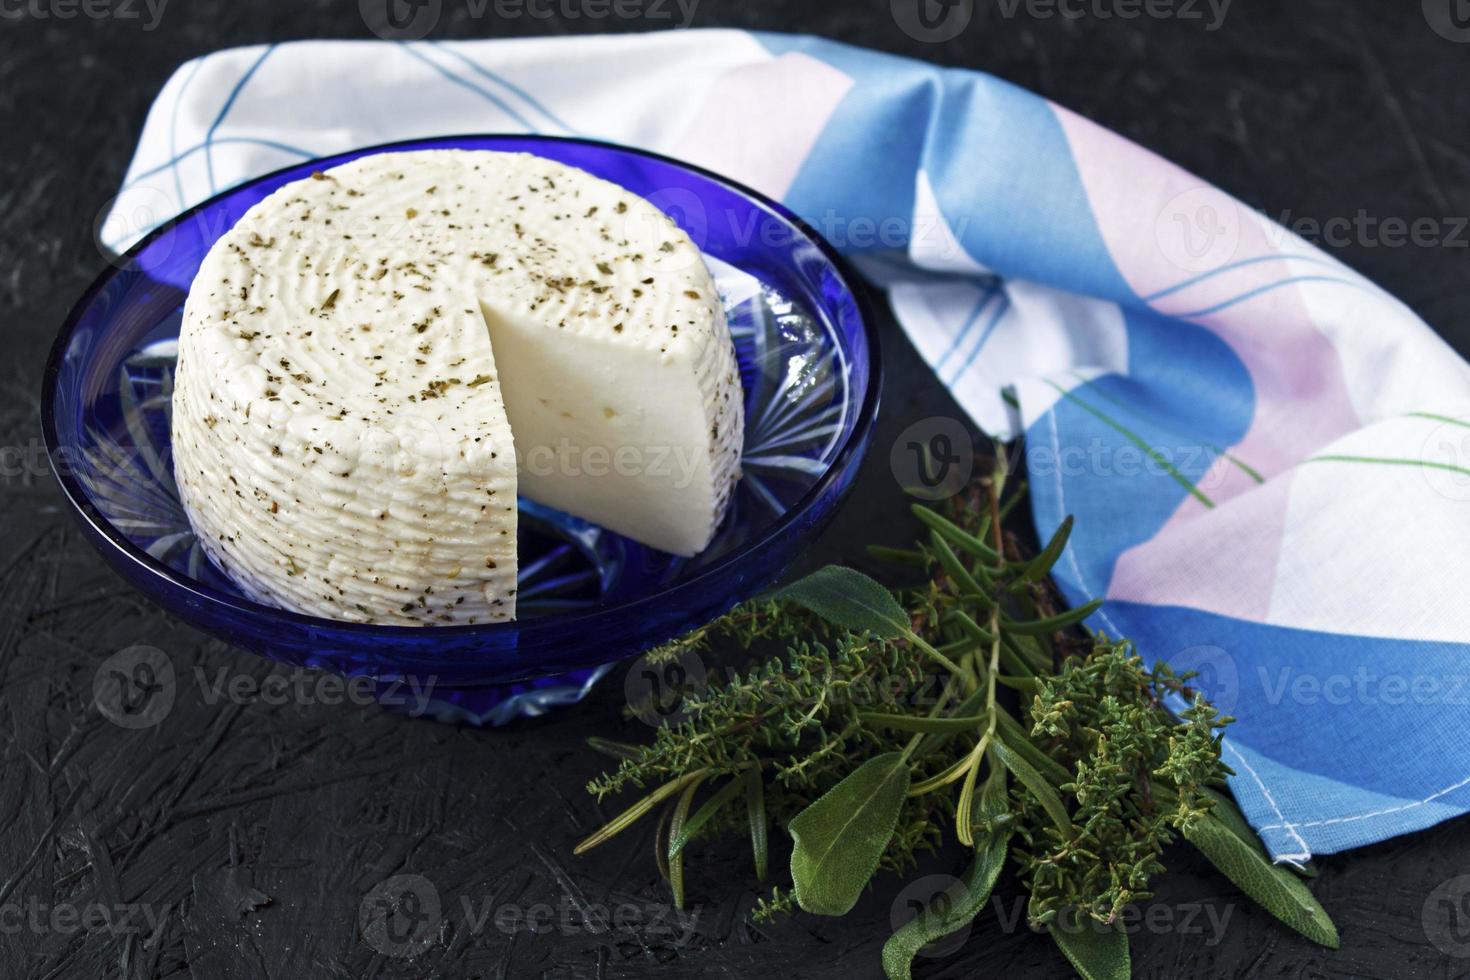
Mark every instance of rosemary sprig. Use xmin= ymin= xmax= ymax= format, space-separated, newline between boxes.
xmin=576 ymin=460 xmax=1338 ymax=979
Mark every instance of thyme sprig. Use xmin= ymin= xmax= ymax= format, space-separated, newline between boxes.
xmin=576 ymin=457 xmax=1338 ymax=979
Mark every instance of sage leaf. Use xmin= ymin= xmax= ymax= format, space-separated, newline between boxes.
xmin=1196 ymin=787 xmax=1321 ymax=878
xmin=777 ymin=566 xmax=910 ymax=639
xmin=1198 ymin=786 xmax=1263 ymax=850
xmin=1183 ymin=814 xmax=1339 ymax=948
xmin=881 ymin=828 xmax=1011 ymax=980
xmin=1293 ymin=858 xmax=1321 ymax=879
xmin=790 ymin=752 xmax=912 ymax=916
xmin=994 ymin=738 xmax=1073 ymax=837
xmin=1049 ymin=908 xmax=1130 ymax=980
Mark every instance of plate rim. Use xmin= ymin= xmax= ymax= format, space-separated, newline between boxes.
xmin=41 ymin=132 xmax=883 ymax=639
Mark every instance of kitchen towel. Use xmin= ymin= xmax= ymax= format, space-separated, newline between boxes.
xmin=101 ymin=31 xmax=1470 ymax=862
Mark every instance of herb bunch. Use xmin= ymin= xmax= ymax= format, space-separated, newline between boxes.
xmin=576 ymin=456 xmax=1338 ymax=979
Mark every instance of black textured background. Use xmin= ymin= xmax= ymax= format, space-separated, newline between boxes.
xmin=4 ymin=2 xmax=1470 ymax=978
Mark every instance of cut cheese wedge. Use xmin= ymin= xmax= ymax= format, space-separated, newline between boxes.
xmin=172 ymin=150 xmax=743 ymax=626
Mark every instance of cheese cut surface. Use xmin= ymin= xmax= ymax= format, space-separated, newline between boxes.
xmin=173 ymin=150 xmax=744 ymax=626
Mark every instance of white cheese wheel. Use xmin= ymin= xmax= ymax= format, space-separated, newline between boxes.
xmin=173 ymin=150 xmax=743 ymax=626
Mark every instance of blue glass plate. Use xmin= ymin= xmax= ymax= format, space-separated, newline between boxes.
xmin=43 ymin=135 xmax=880 ymax=724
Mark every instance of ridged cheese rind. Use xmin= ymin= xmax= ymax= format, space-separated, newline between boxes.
xmin=173 ymin=149 xmax=743 ymax=625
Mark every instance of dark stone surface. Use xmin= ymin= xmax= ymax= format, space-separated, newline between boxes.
xmin=3 ymin=2 xmax=1469 ymax=977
